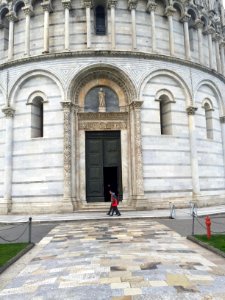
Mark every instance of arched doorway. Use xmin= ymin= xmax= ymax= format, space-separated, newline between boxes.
xmin=67 ymin=65 xmax=144 ymax=209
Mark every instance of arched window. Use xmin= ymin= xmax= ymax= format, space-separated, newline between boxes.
xmin=0 ymin=9 xmax=9 ymax=51
xmin=156 ymin=90 xmax=175 ymax=135
xmin=95 ymin=5 xmax=106 ymax=35
xmin=203 ymin=101 xmax=214 ymax=139
xmin=31 ymin=97 xmax=44 ymax=138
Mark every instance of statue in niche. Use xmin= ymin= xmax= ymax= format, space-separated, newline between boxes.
xmin=98 ymin=88 xmax=106 ymax=112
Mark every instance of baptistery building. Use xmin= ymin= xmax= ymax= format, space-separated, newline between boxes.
xmin=0 ymin=0 xmax=225 ymax=214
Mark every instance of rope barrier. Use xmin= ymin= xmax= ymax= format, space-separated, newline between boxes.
xmin=0 ymin=224 xmax=29 ymax=242
xmin=192 ymin=214 xmax=225 ymax=235
xmin=0 ymin=217 xmax=32 ymax=243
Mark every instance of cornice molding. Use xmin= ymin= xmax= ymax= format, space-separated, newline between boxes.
xmin=0 ymin=50 xmax=225 ymax=84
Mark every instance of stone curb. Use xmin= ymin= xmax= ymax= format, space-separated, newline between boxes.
xmin=187 ymin=235 xmax=225 ymax=259
xmin=0 ymin=243 xmax=35 ymax=274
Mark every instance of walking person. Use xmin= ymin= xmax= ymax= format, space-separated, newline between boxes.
xmin=109 ymin=190 xmax=121 ymax=216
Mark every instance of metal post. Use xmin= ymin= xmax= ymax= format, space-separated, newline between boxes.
xmin=28 ymin=217 xmax=32 ymax=243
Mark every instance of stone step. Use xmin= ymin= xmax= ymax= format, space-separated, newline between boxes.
xmin=77 ymin=202 xmax=135 ymax=212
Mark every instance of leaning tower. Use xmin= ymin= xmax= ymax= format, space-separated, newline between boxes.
xmin=0 ymin=0 xmax=225 ymax=214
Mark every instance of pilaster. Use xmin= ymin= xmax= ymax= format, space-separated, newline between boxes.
xmin=194 ymin=19 xmax=204 ymax=64
xmin=146 ymin=1 xmax=157 ymax=53
xmin=61 ymin=101 xmax=74 ymax=212
xmin=6 ymin=12 xmax=18 ymax=60
xmin=62 ymin=0 xmax=72 ymax=51
xmin=128 ymin=0 xmax=138 ymax=50
xmin=180 ymin=13 xmax=191 ymax=60
xmin=83 ymin=0 xmax=92 ymax=49
xmin=186 ymin=106 xmax=200 ymax=198
xmin=1 ymin=106 xmax=15 ymax=214
xmin=108 ymin=0 xmax=117 ymax=49
xmin=22 ymin=5 xmax=34 ymax=56
xmin=165 ymin=6 xmax=176 ymax=56
xmin=41 ymin=1 xmax=52 ymax=53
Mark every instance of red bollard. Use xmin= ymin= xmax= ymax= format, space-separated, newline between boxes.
xmin=205 ymin=216 xmax=211 ymax=239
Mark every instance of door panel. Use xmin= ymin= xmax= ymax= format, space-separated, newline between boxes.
xmin=86 ymin=131 xmax=122 ymax=202
xmin=86 ymin=139 xmax=103 ymax=201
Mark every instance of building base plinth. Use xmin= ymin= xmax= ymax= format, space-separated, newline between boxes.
xmin=60 ymin=198 xmax=74 ymax=212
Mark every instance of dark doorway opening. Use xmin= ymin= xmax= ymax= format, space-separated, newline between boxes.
xmin=104 ymin=167 xmax=118 ymax=202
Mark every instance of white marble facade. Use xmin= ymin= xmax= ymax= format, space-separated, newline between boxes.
xmin=0 ymin=0 xmax=225 ymax=213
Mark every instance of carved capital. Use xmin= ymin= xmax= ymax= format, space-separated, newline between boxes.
xmin=186 ymin=106 xmax=197 ymax=115
xmin=61 ymin=101 xmax=72 ymax=111
xmin=164 ymin=6 xmax=176 ymax=17
xmin=180 ymin=13 xmax=191 ymax=23
xmin=206 ymin=26 xmax=216 ymax=35
xmin=212 ymin=33 xmax=221 ymax=42
xmin=146 ymin=0 xmax=157 ymax=12
xmin=22 ymin=5 xmax=34 ymax=16
xmin=194 ymin=19 xmax=204 ymax=30
xmin=6 ymin=12 xmax=18 ymax=22
xmin=108 ymin=0 xmax=117 ymax=8
xmin=62 ymin=0 xmax=71 ymax=10
xmin=128 ymin=0 xmax=138 ymax=10
xmin=2 ymin=106 xmax=15 ymax=118
xmin=83 ymin=0 xmax=92 ymax=8
xmin=220 ymin=116 xmax=225 ymax=123
xmin=41 ymin=1 xmax=53 ymax=12
xmin=129 ymin=101 xmax=143 ymax=110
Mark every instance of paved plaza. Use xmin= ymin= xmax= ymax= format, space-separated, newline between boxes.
xmin=1 ymin=219 xmax=225 ymax=299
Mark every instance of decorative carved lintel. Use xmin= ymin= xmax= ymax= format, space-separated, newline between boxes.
xmin=78 ymin=112 xmax=128 ymax=121
xmin=79 ymin=121 xmax=127 ymax=130
xmin=186 ymin=106 xmax=198 ymax=115
xmin=2 ymin=106 xmax=15 ymax=118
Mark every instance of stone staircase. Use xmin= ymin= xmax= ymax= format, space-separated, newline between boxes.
xmin=77 ymin=202 xmax=135 ymax=212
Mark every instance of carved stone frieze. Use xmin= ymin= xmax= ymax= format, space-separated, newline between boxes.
xmin=79 ymin=121 xmax=127 ymax=130
xmin=78 ymin=112 xmax=128 ymax=121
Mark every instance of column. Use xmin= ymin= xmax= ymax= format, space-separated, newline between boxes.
xmin=22 ymin=5 xmax=34 ymax=56
xmin=130 ymin=101 xmax=145 ymax=205
xmin=61 ymin=101 xmax=73 ymax=212
xmin=186 ymin=106 xmax=200 ymax=197
xmin=41 ymin=1 xmax=52 ymax=53
xmin=83 ymin=0 xmax=92 ymax=49
xmin=165 ymin=6 xmax=176 ymax=56
xmin=6 ymin=12 xmax=18 ymax=60
xmin=108 ymin=0 xmax=117 ymax=49
xmin=180 ymin=13 xmax=191 ymax=60
xmin=220 ymin=116 xmax=225 ymax=174
xmin=220 ymin=41 xmax=225 ymax=76
xmin=62 ymin=0 xmax=71 ymax=51
xmin=128 ymin=0 xmax=138 ymax=50
xmin=146 ymin=1 xmax=157 ymax=53
xmin=213 ymin=33 xmax=221 ymax=73
xmin=206 ymin=27 xmax=214 ymax=69
xmin=1 ymin=106 xmax=15 ymax=214
xmin=194 ymin=19 xmax=204 ymax=64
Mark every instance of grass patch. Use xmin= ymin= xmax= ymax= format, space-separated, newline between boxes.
xmin=194 ymin=234 xmax=225 ymax=253
xmin=0 ymin=243 xmax=29 ymax=267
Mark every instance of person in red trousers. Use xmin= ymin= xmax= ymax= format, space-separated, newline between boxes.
xmin=109 ymin=190 xmax=121 ymax=216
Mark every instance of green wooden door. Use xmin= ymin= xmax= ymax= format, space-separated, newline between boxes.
xmin=86 ymin=131 xmax=121 ymax=202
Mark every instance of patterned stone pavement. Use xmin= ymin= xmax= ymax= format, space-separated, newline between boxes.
xmin=1 ymin=220 xmax=225 ymax=300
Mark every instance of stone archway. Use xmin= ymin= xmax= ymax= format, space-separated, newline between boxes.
xmin=66 ymin=64 xmax=145 ymax=210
